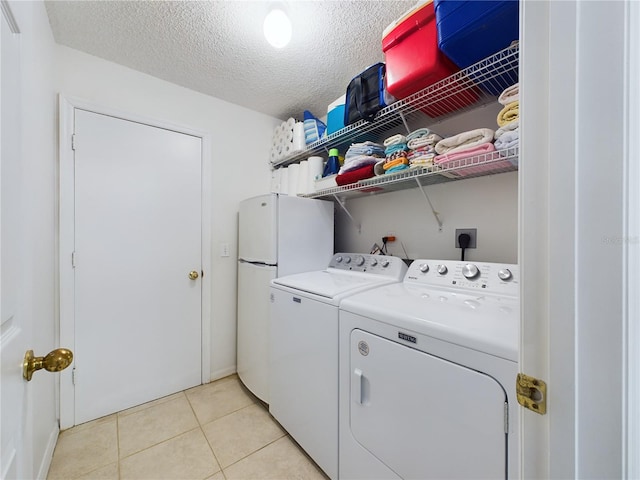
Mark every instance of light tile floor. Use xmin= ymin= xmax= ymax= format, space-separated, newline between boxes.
xmin=47 ymin=375 xmax=328 ymax=480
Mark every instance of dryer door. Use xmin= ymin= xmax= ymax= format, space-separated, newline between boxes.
xmin=349 ymin=329 xmax=508 ymax=479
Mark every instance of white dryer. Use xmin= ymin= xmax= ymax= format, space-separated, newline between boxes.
xmin=269 ymin=253 xmax=407 ymax=480
xmin=339 ymin=259 xmax=520 ymax=480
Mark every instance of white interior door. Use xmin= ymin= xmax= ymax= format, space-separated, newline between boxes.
xmin=0 ymin=5 xmax=31 ymax=479
xmin=71 ymin=109 xmax=203 ymax=425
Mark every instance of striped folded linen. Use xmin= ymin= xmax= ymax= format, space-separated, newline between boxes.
xmin=497 ymin=101 xmax=519 ymax=127
xmin=498 ymin=83 xmax=519 ymax=106
xmin=434 ymin=128 xmax=495 ymax=155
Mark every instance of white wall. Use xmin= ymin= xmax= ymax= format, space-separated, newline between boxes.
xmin=336 ymin=172 xmax=518 ymax=264
xmin=54 ymin=45 xmax=279 ymax=380
xmin=10 ymin=1 xmax=59 ymax=478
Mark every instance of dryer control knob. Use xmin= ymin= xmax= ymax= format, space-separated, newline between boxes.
xmin=370 ymin=258 xmax=378 ymax=267
xmin=462 ymin=264 xmax=480 ymax=279
xmin=344 ymin=256 xmax=352 ymax=264
xmin=437 ymin=264 xmax=448 ymax=275
xmin=335 ymin=256 xmax=343 ymax=263
xmin=355 ymin=256 xmax=365 ymax=266
xmin=381 ymin=259 xmax=390 ymax=268
xmin=498 ymin=269 xmax=513 ymax=281
xmin=419 ymin=263 xmax=429 ymax=273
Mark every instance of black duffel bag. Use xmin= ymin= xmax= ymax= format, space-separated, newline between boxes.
xmin=344 ymin=63 xmax=391 ymax=126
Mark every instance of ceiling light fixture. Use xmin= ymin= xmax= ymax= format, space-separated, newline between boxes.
xmin=263 ymin=8 xmax=292 ymax=48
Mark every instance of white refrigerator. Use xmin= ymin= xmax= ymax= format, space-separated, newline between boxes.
xmin=237 ymin=193 xmax=334 ymax=403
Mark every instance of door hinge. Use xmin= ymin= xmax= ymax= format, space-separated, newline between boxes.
xmin=71 ymin=134 xmax=76 ymax=151
xmin=516 ymin=373 xmax=547 ymax=415
xmin=71 ymin=251 xmax=77 ymax=268
xmin=72 ymin=367 xmax=76 ymax=385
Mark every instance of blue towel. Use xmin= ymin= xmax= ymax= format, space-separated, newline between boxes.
xmin=384 ymin=164 xmax=410 ymax=174
xmin=406 ymin=128 xmax=432 ymax=141
xmin=384 ymin=143 xmax=408 ymax=156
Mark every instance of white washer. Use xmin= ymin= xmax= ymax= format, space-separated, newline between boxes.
xmin=339 ymin=259 xmax=520 ymax=480
xmin=269 ymin=253 xmax=408 ymax=480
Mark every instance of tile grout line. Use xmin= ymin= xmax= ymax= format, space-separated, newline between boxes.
xmin=184 ymin=389 xmax=225 ymax=479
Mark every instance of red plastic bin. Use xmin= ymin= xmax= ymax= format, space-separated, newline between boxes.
xmin=382 ymin=1 xmax=478 ymax=117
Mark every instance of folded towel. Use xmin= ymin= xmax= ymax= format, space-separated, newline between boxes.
xmin=385 ymin=164 xmax=410 ymax=174
xmin=384 ymin=143 xmax=409 ymax=156
xmin=385 ymin=150 xmax=409 ymax=162
xmin=435 ymin=128 xmax=495 ymax=155
xmin=338 ymin=155 xmax=380 ymax=175
xmin=409 ymin=153 xmax=436 ymax=164
xmin=406 ymin=127 xmax=431 ymax=142
xmin=383 ymin=157 xmax=409 ymax=171
xmin=498 ymin=83 xmax=519 ymax=106
xmin=345 ymin=141 xmax=385 ymax=158
xmin=497 ymin=101 xmax=519 ymax=127
xmin=383 ymin=134 xmax=407 ymax=147
xmin=374 ymin=159 xmax=386 ymax=176
xmin=434 ymin=143 xmax=497 ymax=165
xmin=336 ymin=164 xmax=376 ymax=186
xmin=407 ymin=145 xmax=435 ymax=159
xmin=494 ymin=120 xmax=520 ymax=139
xmin=494 ymin=130 xmax=520 ymax=150
xmin=408 ymin=133 xmax=443 ymax=150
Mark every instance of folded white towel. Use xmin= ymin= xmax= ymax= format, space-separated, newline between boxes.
xmin=494 ymin=120 xmax=520 ymax=139
xmin=494 ymin=130 xmax=520 ymax=150
xmin=338 ymin=155 xmax=380 ymax=175
xmin=408 ymin=133 xmax=443 ymax=150
xmin=383 ymin=134 xmax=407 ymax=147
xmin=435 ymin=128 xmax=495 ymax=155
xmin=498 ymin=83 xmax=519 ymax=106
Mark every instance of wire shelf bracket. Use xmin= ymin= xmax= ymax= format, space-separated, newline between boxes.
xmin=333 ymin=194 xmax=361 ymax=233
xmin=415 ymin=177 xmax=443 ymax=231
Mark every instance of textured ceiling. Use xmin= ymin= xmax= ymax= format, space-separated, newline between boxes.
xmin=45 ymin=0 xmax=417 ymax=121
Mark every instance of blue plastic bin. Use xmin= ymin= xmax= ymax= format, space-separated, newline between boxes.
xmin=434 ymin=0 xmax=519 ymax=95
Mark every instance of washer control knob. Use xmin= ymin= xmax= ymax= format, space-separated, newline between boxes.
xmin=498 ymin=269 xmax=513 ymax=281
xmin=344 ymin=256 xmax=352 ymax=264
xmin=381 ymin=259 xmax=390 ymax=268
xmin=335 ymin=256 xmax=343 ymax=263
xmin=370 ymin=258 xmax=378 ymax=267
xmin=419 ymin=263 xmax=429 ymax=273
xmin=436 ymin=264 xmax=448 ymax=275
xmin=462 ymin=263 xmax=480 ymax=279
xmin=355 ymin=256 xmax=365 ymax=266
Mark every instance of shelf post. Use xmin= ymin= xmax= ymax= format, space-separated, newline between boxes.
xmin=415 ymin=178 xmax=443 ymax=231
xmin=399 ymin=112 xmax=411 ymax=134
xmin=332 ymin=194 xmax=361 ymax=233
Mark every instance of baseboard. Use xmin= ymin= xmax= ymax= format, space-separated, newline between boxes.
xmin=36 ymin=423 xmax=59 ymax=480
xmin=209 ymin=366 xmax=236 ymax=383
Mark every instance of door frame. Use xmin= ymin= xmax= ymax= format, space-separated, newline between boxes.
xmin=58 ymin=95 xmax=212 ymax=429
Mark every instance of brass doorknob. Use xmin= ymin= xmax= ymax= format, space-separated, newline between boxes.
xmin=23 ymin=348 xmax=73 ymax=381
xmin=188 ymin=270 xmax=199 ymax=280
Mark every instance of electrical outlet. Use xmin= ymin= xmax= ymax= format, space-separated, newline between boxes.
xmin=455 ymin=228 xmax=477 ymax=249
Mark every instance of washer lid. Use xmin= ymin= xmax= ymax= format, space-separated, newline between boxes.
xmin=340 ymin=282 xmax=519 ymax=361
xmin=272 ymin=269 xmax=395 ymax=299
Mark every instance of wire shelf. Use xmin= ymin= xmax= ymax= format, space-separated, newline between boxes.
xmin=272 ymin=42 xmax=519 ymax=168
xmin=302 ymin=146 xmax=519 ymax=201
